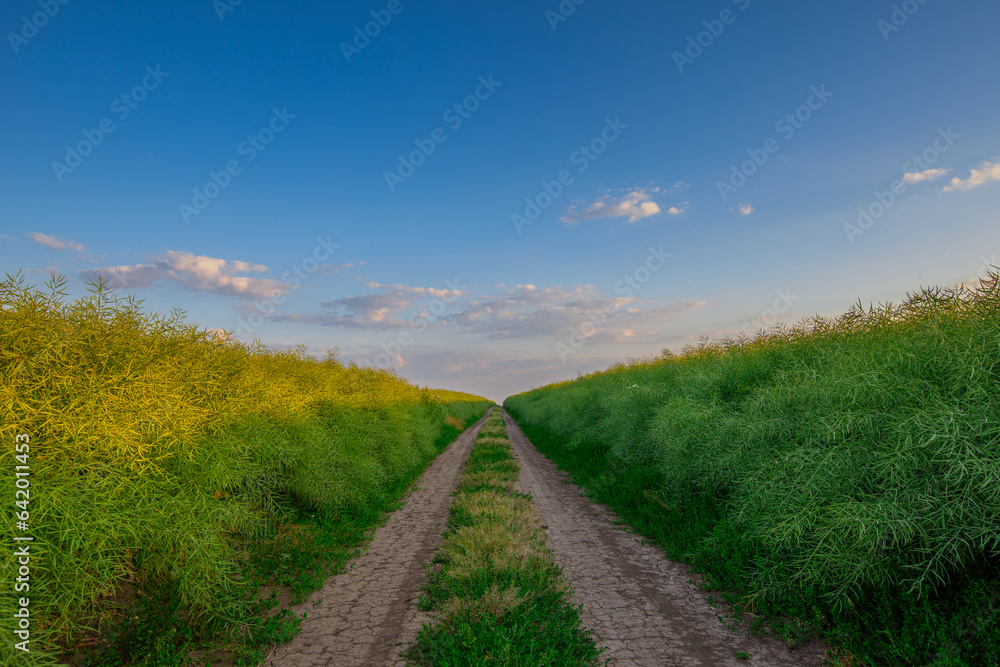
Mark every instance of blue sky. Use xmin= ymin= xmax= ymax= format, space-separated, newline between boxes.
xmin=3 ymin=0 xmax=999 ymax=402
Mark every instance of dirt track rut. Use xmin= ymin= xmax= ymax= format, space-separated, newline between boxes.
xmin=266 ymin=410 xmax=490 ymax=667
xmin=502 ymin=410 xmax=828 ymax=667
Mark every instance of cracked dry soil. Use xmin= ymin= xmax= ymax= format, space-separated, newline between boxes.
xmin=502 ymin=409 xmax=829 ymax=667
xmin=265 ymin=409 xmax=491 ymax=667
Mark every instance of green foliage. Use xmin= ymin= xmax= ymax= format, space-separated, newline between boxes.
xmin=505 ymin=273 xmax=1000 ymax=666
xmin=0 ymin=272 xmax=490 ymax=665
xmin=407 ymin=599 xmax=601 ymax=667
xmin=405 ymin=412 xmax=604 ymax=666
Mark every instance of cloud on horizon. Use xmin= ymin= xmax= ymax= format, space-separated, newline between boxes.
xmin=87 ymin=250 xmax=294 ymax=299
xmin=903 ymin=168 xmax=950 ymax=185
xmin=445 ymin=284 xmax=707 ymax=341
xmin=28 ymin=232 xmax=86 ymax=252
xmin=278 ymin=281 xmax=708 ymax=343
xmin=943 ymin=160 xmax=1000 ymax=192
xmin=315 ymin=262 xmax=358 ymax=276
xmin=339 ymin=344 xmax=646 ymax=401
xmin=276 ymin=280 xmax=468 ymax=330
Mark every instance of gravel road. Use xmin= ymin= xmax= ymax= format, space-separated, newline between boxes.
xmin=265 ymin=409 xmax=491 ymax=667
xmin=264 ymin=406 xmax=828 ymax=666
xmin=502 ymin=409 xmax=829 ymax=667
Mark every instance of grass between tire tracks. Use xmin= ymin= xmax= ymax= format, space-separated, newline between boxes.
xmin=403 ymin=410 xmax=605 ymax=666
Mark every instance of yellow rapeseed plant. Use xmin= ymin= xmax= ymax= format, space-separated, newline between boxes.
xmin=0 ymin=272 xmax=489 ymax=662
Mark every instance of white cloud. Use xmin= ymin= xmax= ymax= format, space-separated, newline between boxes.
xmin=667 ymin=206 xmax=685 ymax=215
xmin=902 ymin=168 xmax=950 ymax=185
xmin=561 ymin=189 xmax=662 ymax=224
xmin=739 ymin=203 xmax=755 ymax=216
xmin=277 ymin=280 xmax=468 ymax=330
xmin=314 ymin=263 xmax=356 ymax=276
xmin=444 ymin=284 xmax=707 ymax=341
xmin=943 ymin=161 xmax=1000 ymax=192
xmin=275 ymin=280 xmax=708 ymax=342
xmin=28 ymin=232 xmax=86 ymax=252
xmin=323 ymin=292 xmax=416 ymax=323
xmin=88 ymin=250 xmax=292 ymax=299
xmin=362 ymin=280 xmax=466 ymax=301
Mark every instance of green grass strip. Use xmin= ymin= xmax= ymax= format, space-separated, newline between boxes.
xmin=404 ymin=411 xmax=605 ymax=666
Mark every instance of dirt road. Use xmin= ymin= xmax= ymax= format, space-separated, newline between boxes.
xmin=502 ymin=410 xmax=828 ymax=667
xmin=265 ymin=410 xmax=491 ymax=667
